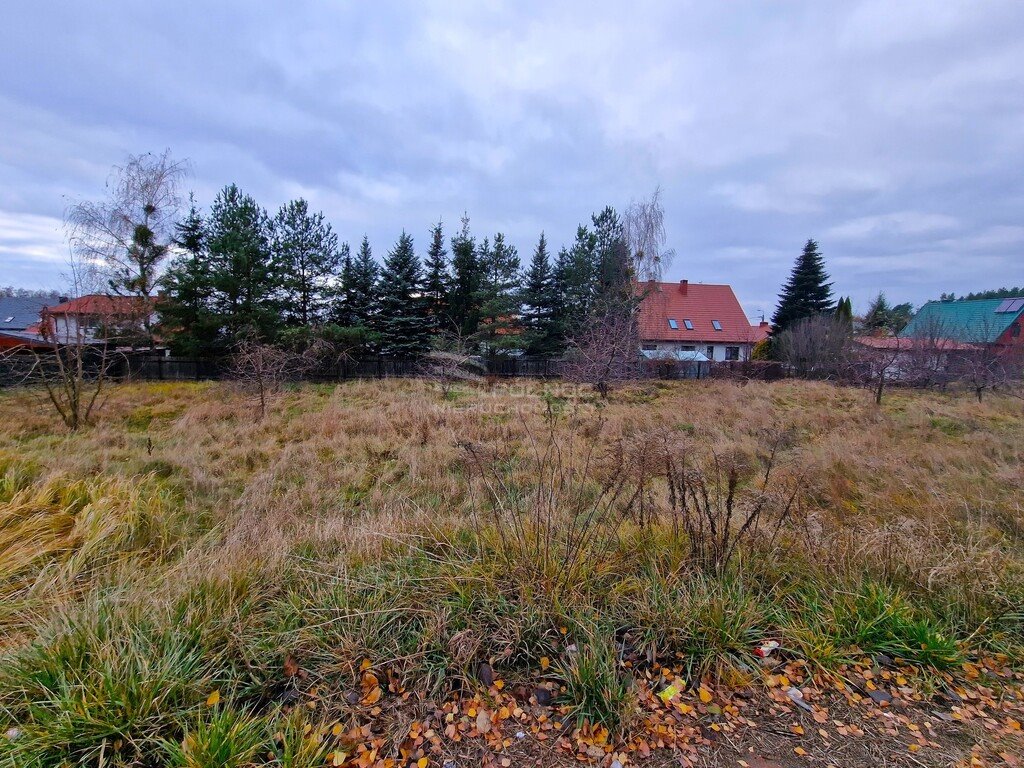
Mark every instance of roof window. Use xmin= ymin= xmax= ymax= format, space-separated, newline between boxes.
xmin=668 ymin=319 xmax=678 ymax=330
xmin=683 ymin=319 xmax=694 ymax=330
xmin=3 ymin=316 xmax=13 ymax=323
xmin=712 ymin=320 xmax=723 ymax=331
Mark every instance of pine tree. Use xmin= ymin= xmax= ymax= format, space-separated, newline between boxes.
xmin=205 ymin=184 xmax=280 ymax=343
xmin=422 ymin=220 xmax=450 ymax=333
xmin=448 ymin=215 xmax=481 ymax=338
xmin=556 ymin=225 xmax=598 ymax=339
xmin=159 ymin=195 xmax=220 ymax=356
xmin=341 ymin=236 xmax=379 ymax=329
xmin=770 ymin=239 xmax=833 ymax=336
xmin=375 ymin=232 xmax=430 ymax=356
xmin=272 ymin=199 xmax=340 ymax=326
xmin=520 ymin=232 xmax=561 ymax=356
xmin=477 ymin=232 xmax=521 ymax=352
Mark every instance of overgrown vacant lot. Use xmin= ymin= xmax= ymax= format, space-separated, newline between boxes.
xmin=1 ymin=379 xmax=1022 ymax=767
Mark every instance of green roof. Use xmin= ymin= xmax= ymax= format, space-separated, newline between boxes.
xmin=902 ymin=298 xmax=1024 ymax=343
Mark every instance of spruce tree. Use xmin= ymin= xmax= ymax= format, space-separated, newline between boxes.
xmin=330 ymin=242 xmax=353 ymax=326
xmin=159 ymin=195 xmax=220 ymax=356
xmin=341 ymin=236 xmax=379 ymax=329
xmin=591 ymin=206 xmax=632 ymax=312
xmin=520 ymin=232 xmax=561 ymax=356
xmin=375 ymin=232 xmax=430 ymax=356
xmin=770 ymin=239 xmax=833 ymax=335
xmin=556 ymin=225 xmax=598 ymax=339
xmin=477 ymin=232 xmax=521 ymax=352
xmin=862 ymin=292 xmax=892 ymax=333
xmin=448 ymin=215 xmax=481 ymax=338
xmin=422 ymin=220 xmax=450 ymax=332
xmin=205 ymin=184 xmax=280 ymax=343
xmin=272 ymin=198 xmax=340 ymax=326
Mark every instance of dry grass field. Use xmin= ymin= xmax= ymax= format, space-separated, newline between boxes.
xmin=0 ymin=378 xmax=1022 ymax=767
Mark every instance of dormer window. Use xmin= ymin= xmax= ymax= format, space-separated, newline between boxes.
xmin=668 ymin=319 xmax=678 ymax=330
xmin=712 ymin=320 xmax=723 ymax=331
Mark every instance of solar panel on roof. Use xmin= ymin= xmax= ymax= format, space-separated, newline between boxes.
xmin=996 ymin=298 xmax=1024 ymax=313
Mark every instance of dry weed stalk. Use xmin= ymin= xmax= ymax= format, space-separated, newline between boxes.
xmin=461 ymin=414 xmax=636 ymax=596
xmin=664 ymin=429 xmax=804 ymax=574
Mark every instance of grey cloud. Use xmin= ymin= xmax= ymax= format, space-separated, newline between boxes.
xmin=1 ymin=0 xmax=1022 ymax=317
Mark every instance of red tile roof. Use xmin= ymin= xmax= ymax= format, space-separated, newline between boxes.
xmin=854 ymin=335 xmax=979 ymax=351
xmin=637 ymin=280 xmax=761 ymax=344
xmin=44 ymin=294 xmax=151 ymax=316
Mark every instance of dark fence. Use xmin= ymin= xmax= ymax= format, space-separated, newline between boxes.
xmin=105 ymin=354 xmax=711 ymax=382
xmin=2 ymin=352 xmax=717 ymax=387
xmin=107 ymin=355 xmax=566 ymax=382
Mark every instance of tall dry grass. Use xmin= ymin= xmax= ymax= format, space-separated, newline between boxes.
xmin=0 ymin=378 xmax=1022 ymax=762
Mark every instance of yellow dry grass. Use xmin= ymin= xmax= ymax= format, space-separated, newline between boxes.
xmin=0 ymin=378 xmax=1021 ymax=644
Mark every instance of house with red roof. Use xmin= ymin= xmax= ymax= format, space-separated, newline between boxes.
xmin=637 ymin=280 xmax=767 ymax=362
xmin=39 ymin=294 xmax=156 ymax=345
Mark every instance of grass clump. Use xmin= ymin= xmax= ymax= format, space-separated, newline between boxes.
xmin=556 ymin=634 xmax=636 ymax=735
xmin=0 ymin=599 xmax=219 ymax=766
xmin=163 ymin=705 xmax=267 ymax=768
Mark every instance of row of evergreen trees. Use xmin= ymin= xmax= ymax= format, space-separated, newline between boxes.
xmin=159 ymin=185 xmax=633 ymax=357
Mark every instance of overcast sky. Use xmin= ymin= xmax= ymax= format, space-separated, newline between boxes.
xmin=2 ymin=1 xmax=1022 ymax=318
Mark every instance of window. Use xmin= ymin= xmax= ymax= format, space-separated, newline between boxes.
xmin=706 ymin=346 xmax=714 ymax=360
xmin=683 ymin=319 xmax=694 ymax=330
xmin=641 ymin=343 xmax=657 ymax=351
xmin=725 ymin=346 xmax=740 ymax=361
xmin=712 ymin=320 xmax=723 ymax=331
xmin=3 ymin=316 xmax=13 ymax=323
xmin=681 ymin=345 xmax=696 ymax=352
xmin=668 ymin=319 xmax=678 ymax=330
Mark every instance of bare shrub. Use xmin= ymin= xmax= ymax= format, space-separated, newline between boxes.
xmin=421 ymin=331 xmax=484 ymax=399
xmin=562 ymin=302 xmax=641 ymax=397
xmin=663 ymin=430 xmax=804 ymax=574
xmin=776 ymin=315 xmax=853 ymax=380
xmin=1 ymin=264 xmax=122 ymax=431
xmin=227 ymin=336 xmax=315 ymax=419
xmin=461 ymin=416 xmax=637 ymax=598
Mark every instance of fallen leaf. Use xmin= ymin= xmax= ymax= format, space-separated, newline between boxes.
xmin=362 ymin=686 xmax=382 ymax=705
xmin=206 ymin=690 xmax=220 ymax=707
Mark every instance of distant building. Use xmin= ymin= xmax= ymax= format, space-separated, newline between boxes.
xmin=636 ymin=279 xmax=766 ymax=362
xmin=40 ymin=294 xmax=156 ymax=345
xmin=901 ymin=297 xmax=1024 ymax=351
xmin=0 ymin=294 xmax=61 ymax=350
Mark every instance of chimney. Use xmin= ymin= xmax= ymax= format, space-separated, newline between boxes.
xmin=759 ymin=320 xmax=769 ymax=329
xmin=679 ymin=279 xmax=688 ymax=295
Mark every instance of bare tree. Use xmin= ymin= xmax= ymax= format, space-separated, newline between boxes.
xmin=623 ymin=186 xmax=675 ymax=282
xmin=65 ymin=150 xmax=189 ymax=346
xmin=1 ymin=258 xmax=119 ymax=430
xmin=562 ymin=301 xmax=641 ymax=397
xmin=900 ymin=314 xmax=960 ymax=389
xmin=227 ymin=334 xmax=316 ymax=419
xmin=776 ymin=315 xmax=854 ymax=379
